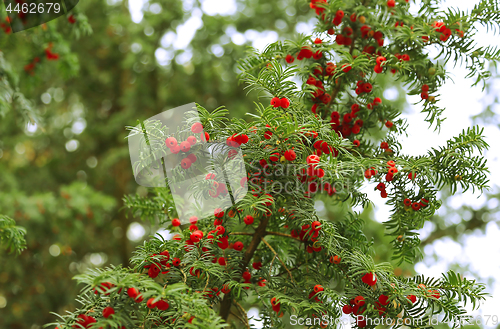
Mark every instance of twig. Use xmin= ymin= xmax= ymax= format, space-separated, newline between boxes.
xmin=266 ymin=231 xmax=301 ymax=241
xmin=261 ymin=237 xmax=296 ymax=285
xmin=269 ymin=254 xmax=277 ymax=276
xmin=234 ymin=300 xmax=251 ymax=329
xmin=229 ymin=232 xmax=254 ymax=236
xmin=230 ymin=310 xmax=248 ymax=328
xmin=180 ymin=268 xmax=187 ymax=284
xmin=202 ymin=273 xmax=210 ymax=294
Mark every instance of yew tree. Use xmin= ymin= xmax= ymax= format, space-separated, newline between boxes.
xmin=51 ymin=0 xmax=500 ymax=328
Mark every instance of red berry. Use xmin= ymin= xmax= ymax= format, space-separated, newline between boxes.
xmin=403 ymin=198 xmax=412 ymax=206
xmin=380 ymin=142 xmax=389 ymax=149
xmin=191 ymin=122 xmax=203 ymax=133
xmin=284 ymin=149 xmax=296 ymax=161
xmin=156 ymin=300 xmax=169 ymax=310
xmin=422 ymin=84 xmax=429 ymax=92
xmin=190 ymin=230 xmax=204 ymax=243
xmin=361 ymin=272 xmax=377 ymax=286
xmin=147 ymin=298 xmax=158 ymax=309
xmin=165 ymin=137 xmax=178 ymax=148
xmin=244 ymin=215 xmax=254 ymax=225
xmin=387 ymin=0 xmax=396 ymax=7
xmin=353 ymin=140 xmax=360 ymax=147
xmin=341 ymin=64 xmax=352 ymax=72
xmin=214 ymin=208 xmax=224 ymax=218
xmin=385 ymin=120 xmax=393 ymax=128
xmin=280 ymin=97 xmax=290 ymax=109
xmin=421 ymin=92 xmax=429 ymax=100
xmin=354 ymin=295 xmax=365 ymax=306
xmin=187 ymin=135 xmax=197 ymax=146
xmin=271 ymin=97 xmax=281 ymax=107
xmin=242 ymin=271 xmax=251 ymax=281
xmin=233 ymin=241 xmax=244 ymax=251
xmin=172 ymin=218 xmax=181 ymax=227
xmin=180 ymin=158 xmax=192 ymax=169
xmin=218 ymin=257 xmax=226 ymax=266
xmin=285 ymin=54 xmax=295 ymax=63
xmin=307 ymin=154 xmax=320 ymax=166
xmin=313 ymin=284 xmax=324 ymax=293
xmin=179 ymin=141 xmax=191 ymax=152
xmin=102 ymin=306 xmax=115 ymax=318
xmin=342 ymin=304 xmax=352 ymax=314
xmin=407 ymin=295 xmax=417 ymax=303
xmin=411 ymin=202 xmax=421 ymax=211
xmin=379 ymin=294 xmax=389 ymax=305
xmin=68 ymin=15 xmax=76 ymax=24
xmin=252 ymin=261 xmax=262 ymax=270
xmin=127 ymin=287 xmax=139 ymax=299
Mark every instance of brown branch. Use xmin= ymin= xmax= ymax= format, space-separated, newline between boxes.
xmin=234 ymin=300 xmax=251 ymax=329
xmin=229 ymin=232 xmax=254 ymax=236
xmin=230 ymin=310 xmax=248 ymax=328
xmin=219 ymin=216 xmax=270 ymax=321
xmin=261 ymin=237 xmax=296 ymax=285
xmin=266 ymin=231 xmax=301 ymax=241
xmin=420 ymin=213 xmax=487 ymax=247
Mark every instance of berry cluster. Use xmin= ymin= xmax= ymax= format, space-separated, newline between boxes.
xmin=0 ymin=17 xmax=11 ymax=34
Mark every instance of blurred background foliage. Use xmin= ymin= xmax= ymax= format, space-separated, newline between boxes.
xmin=0 ymin=0 xmax=498 ymax=328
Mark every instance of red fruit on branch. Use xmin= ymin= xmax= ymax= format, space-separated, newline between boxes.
xmin=180 ymin=141 xmax=191 ymax=152
xmin=243 ymin=215 xmax=254 ymax=225
xmin=378 ymin=294 xmax=389 ymax=306
xmin=284 ymin=149 xmax=296 ymax=161
xmin=252 ymin=261 xmax=262 ymax=270
xmin=190 ymin=230 xmax=203 ymax=243
xmin=214 ymin=208 xmax=224 ymax=218
xmin=156 ymin=300 xmax=170 ymax=310
xmin=313 ymin=284 xmax=324 ymax=293
xmin=233 ymin=241 xmax=244 ymax=251
xmin=285 ymin=54 xmax=295 ymax=63
xmin=361 ymin=272 xmax=377 ymax=286
xmin=147 ymin=298 xmax=158 ymax=309
xmin=181 ymin=158 xmax=192 ymax=169
xmin=387 ymin=0 xmax=396 ymax=7
xmin=191 ymin=122 xmax=203 ymax=133
xmin=68 ymin=15 xmax=76 ymax=24
xmin=353 ymin=295 xmax=365 ymax=306
xmin=102 ymin=306 xmax=115 ymax=318
xmin=280 ymin=97 xmax=290 ymax=108
xmin=270 ymin=97 xmax=281 ymax=108
xmin=165 ymin=137 xmax=177 ymax=148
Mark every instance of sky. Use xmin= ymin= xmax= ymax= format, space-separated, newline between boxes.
xmin=125 ymin=0 xmax=500 ymax=326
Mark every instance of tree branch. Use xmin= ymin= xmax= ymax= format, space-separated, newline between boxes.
xmin=219 ymin=216 xmax=270 ymax=321
xmin=261 ymin=237 xmax=296 ymax=285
